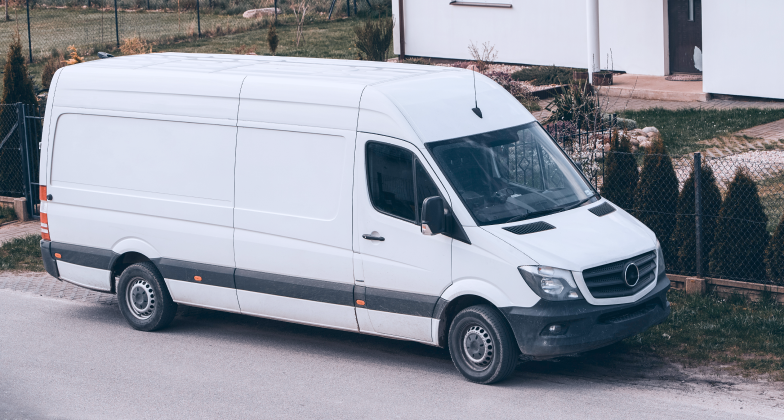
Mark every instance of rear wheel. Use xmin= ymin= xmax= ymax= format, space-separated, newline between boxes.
xmin=117 ymin=262 xmax=177 ymax=331
xmin=448 ymin=305 xmax=519 ymax=384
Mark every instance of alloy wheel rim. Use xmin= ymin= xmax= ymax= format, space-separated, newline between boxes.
xmin=127 ymin=278 xmax=155 ymax=320
xmin=462 ymin=324 xmax=494 ymax=371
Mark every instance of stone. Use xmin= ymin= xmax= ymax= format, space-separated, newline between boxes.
xmin=630 ymin=137 xmax=640 ymax=146
xmin=642 ymin=126 xmax=659 ymax=134
xmin=243 ymin=8 xmax=281 ymax=18
xmin=685 ymin=277 xmax=706 ymax=295
xmin=639 ymin=139 xmax=652 ymax=149
xmin=636 ymin=136 xmax=648 ymax=144
xmin=603 ymin=143 xmax=611 ymax=152
xmin=13 ymin=197 xmax=27 ymax=222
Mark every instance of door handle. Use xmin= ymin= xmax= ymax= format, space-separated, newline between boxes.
xmin=362 ymin=234 xmax=385 ymax=241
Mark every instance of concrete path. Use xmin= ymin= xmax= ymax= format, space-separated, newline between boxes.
xmin=1 ymin=272 xmax=783 ymax=420
xmin=0 ymin=220 xmax=40 ymax=244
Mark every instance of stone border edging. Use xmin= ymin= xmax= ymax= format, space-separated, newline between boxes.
xmin=668 ymin=273 xmax=784 ymax=303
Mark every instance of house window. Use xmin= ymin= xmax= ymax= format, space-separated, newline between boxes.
xmin=449 ymin=1 xmax=513 ymax=8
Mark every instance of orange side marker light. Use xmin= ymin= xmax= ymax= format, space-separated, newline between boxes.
xmin=356 ymin=300 xmax=365 ymax=306
xmin=54 ymin=253 xmax=61 ymax=259
xmin=194 ymin=276 xmax=202 ymax=282
xmin=40 ymin=186 xmax=47 ymax=201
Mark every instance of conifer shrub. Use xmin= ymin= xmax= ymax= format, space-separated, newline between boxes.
xmin=600 ymin=130 xmax=638 ymax=210
xmin=669 ymin=163 xmax=722 ymax=274
xmin=0 ymin=34 xmax=38 ymax=197
xmin=633 ymin=137 xmax=679 ymax=265
xmin=267 ymin=23 xmax=279 ymax=56
xmin=511 ymin=65 xmax=574 ymax=86
xmin=709 ymin=168 xmax=769 ymax=281
xmin=764 ymin=213 xmax=784 ymax=285
xmin=353 ymin=17 xmax=394 ymax=61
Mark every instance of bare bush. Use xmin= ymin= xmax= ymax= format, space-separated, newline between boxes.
xmin=468 ymin=41 xmax=497 ymax=74
xmin=291 ymin=0 xmax=310 ymax=48
xmin=120 ymin=37 xmax=152 ymax=55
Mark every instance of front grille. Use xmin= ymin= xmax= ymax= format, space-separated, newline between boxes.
xmin=582 ymin=251 xmax=657 ymax=299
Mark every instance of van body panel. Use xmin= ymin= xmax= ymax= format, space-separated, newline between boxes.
xmin=239 ymin=76 xmax=365 ymax=130
xmin=53 ymin=66 xmax=245 ymax=121
xmin=164 ymin=279 xmax=241 ymax=313
xmin=481 ymin=200 xmax=657 ymax=272
xmin=56 ymin=261 xmax=112 ymax=292
xmin=236 ymin=290 xmax=359 ymax=332
xmin=233 ymin=115 xmax=357 ymax=328
xmin=45 ymin=111 xmax=237 ymax=269
xmin=365 ymin=309 xmax=433 ymax=342
xmin=372 ymin=71 xmax=535 ymax=143
xmin=450 ymin=227 xmax=541 ymax=309
xmin=356 ymin=86 xmax=419 ymax=142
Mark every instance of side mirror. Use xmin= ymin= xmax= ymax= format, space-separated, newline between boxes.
xmin=421 ymin=196 xmax=445 ymax=236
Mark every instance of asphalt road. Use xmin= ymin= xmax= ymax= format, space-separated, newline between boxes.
xmin=1 ymin=284 xmax=783 ymax=420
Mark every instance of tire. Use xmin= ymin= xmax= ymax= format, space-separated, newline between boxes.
xmin=448 ymin=305 xmax=519 ymax=384
xmin=117 ymin=262 xmax=177 ymax=332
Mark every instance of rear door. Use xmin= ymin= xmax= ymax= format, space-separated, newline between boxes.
xmin=353 ymin=134 xmax=452 ymax=342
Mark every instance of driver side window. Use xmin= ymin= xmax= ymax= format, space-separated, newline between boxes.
xmin=366 ymin=142 xmax=442 ymax=224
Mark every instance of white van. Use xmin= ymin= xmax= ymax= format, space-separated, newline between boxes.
xmin=39 ymin=53 xmax=669 ymax=384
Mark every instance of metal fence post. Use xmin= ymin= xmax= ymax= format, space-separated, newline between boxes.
xmin=25 ymin=0 xmax=32 ymax=63
xmin=346 ymin=0 xmax=350 ymax=17
xmin=694 ymin=152 xmax=703 ymax=277
xmin=16 ymin=103 xmax=33 ymax=218
xmin=197 ymin=0 xmax=201 ymax=37
xmin=114 ymin=0 xmax=120 ymax=48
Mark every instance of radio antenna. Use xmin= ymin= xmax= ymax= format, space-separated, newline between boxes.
xmin=471 ymin=69 xmax=483 ymax=118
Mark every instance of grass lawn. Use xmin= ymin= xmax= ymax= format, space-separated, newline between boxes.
xmin=623 ymin=289 xmax=784 ymax=379
xmin=0 ymin=234 xmax=44 ymax=271
xmin=0 ymin=206 xmax=16 ymax=225
xmin=620 ymin=108 xmax=784 ymax=155
xmin=153 ymin=17 xmax=362 ymax=59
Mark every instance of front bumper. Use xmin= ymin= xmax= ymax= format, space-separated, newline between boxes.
xmin=501 ymin=275 xmax=670 ymax=358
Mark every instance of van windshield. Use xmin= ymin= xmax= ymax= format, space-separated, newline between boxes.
xmin=426 ymin=122 xmax=596 ymax=226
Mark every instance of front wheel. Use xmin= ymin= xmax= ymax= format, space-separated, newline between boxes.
xmin=448 ymin=305 xmax=519 ymax=384
xmin=117 ymin=262 xmax=177 ymax=331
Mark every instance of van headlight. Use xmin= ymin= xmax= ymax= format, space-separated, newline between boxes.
xmin=518 ymin=266 xmax=583 ymax=301
xmin=656 ymin=239 xmax=666 ymax=277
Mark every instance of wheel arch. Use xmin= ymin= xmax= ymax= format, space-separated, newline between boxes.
xmin=109 ymin=252 xmax=155 ymax=294
xmin=434 ymin=280 xmax=517 ymax=348
xmin=109 ymin=238 xmax=162 ymax=293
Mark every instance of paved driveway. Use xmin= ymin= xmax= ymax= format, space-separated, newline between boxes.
xmin=1 ymin=274 xmax=782 ymax=420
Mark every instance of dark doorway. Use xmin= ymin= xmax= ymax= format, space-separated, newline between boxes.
xmin=668 ymin=0 xmax=703 ymax=74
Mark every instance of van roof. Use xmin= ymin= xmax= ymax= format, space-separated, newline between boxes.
xmin=78 ymin=52 xmax=455 ymax=84
xmin=52 ymin=53 xmax=534 ymax=144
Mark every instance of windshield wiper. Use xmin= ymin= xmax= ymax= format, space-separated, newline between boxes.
xmin=559 ymin=195 xmax=596 ymax=212
xmin=504 ymin=208 xmax=565 ymax=224
xmin=503 ymin=195 xmax=596 ymax=224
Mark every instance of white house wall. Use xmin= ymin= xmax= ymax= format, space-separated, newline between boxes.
xmin=393 ymin=0 xmax=668 ymax=76
xmin=703 ymin=1 xmax=784 ymax=100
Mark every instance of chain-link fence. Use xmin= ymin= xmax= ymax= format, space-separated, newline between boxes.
xmin=0 ymin=104 xmax=24 ymax=197
xmin=0 ymin=0 xmax=374 ymax=65
xmin=549 ymin=126 xmax=784 ymax=285
xmin=0 ymin=103 xmax=41 ymax=217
